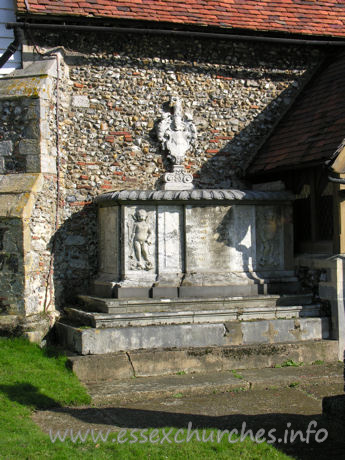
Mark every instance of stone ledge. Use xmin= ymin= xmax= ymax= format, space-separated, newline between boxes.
xmin=77 ymin=293 xmax=311 ymax=314
xmin=0 ymin=173 xmax=43 ymax=194
xmin=66 ymin=340 xmax=340 ymax=383
xmin=0 ymin=314 xmax=20 ymax=335
xmin=95 ymin=188 xmax=293 ymax=203
xmin=0 ymin=173 xmax=43 ymax=218
xmin=65 ymin=303 xmax=326 ymax=328
xmin=0 ymin=58 xmax=57 ymax=101
xmin=57 ymin=317 xmax=331 ymax=355
xmin=87 ymin=362 xmax=343 ymax=404
xmin=0 ymin=313 xmax=50 ymax=343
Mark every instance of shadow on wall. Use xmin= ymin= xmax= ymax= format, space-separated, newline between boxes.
xmin=60 ymin=33 xmax=311 ymax=77
xmin=194 ymin=84 xmax=297 ymax=189
xmin=49 ymin=204 xmax=98 ymax=310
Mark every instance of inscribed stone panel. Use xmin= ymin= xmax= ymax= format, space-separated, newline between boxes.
xmin=185 ymin=205 xmax=232 ymax=272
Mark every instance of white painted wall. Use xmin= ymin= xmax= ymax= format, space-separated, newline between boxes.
xmin=0 ymin=0 xmax=21 ymax=76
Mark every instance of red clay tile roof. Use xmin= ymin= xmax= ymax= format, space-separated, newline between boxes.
xmin=247 ymin=52 xmax=345 ymax=177
xmin=14 ymin=1 xmax=345 ymax=39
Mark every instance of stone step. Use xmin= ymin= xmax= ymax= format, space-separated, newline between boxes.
xmin=77 ymin=293 xmax=313 ymax=314
xmin=87 ymin=362 xmax=343 ymax=404
xmin=65 ymin=303 xmax=324 ymax=329
xmin=91 ymin=276 xmax=303 ymax=300
xmin=56 ymin=317 xmax=331 ymax=355
xmin=66 ymin=340 xmax=340 ymax=385
xmin=86 ymin=362 xmax=343 ymax=404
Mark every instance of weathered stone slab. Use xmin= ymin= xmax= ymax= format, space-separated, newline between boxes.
xmin=0 ymin=189 xmax=44 ymax=220
xmin=157 ymin=205 xmax=183 ymax=284
xmin=114 ymin=287 xmax=150 ymax=299
xmin=0 ymin=75 xmax=54 ymax=100
xmin=129 ymin=348 xmax=223 ymax=377
xmin=242 ymin=321 xmax=270 ymax=344
xmin=0 ymin=195 xmax=31 ymax=219
xmin=299 ymin=317 xmax=330 ymax=340
xmin=40 ymin=154 xmax=56 ymax=174
xmin=68 ymin=353 xmax=134 ymax=382
xmin=78 ymin=293 xmax=281 ymax=314
xmin=0 ymin=173 xmax=43 ymax=194
xmin=185 ymin=204 xmax=232 ymax=274
xmin=65 ymin=307 xmax=239 ymax=327
xmin=179 ymin=284 xmax=258 ymax=298
xmin=67 ymin=303 xmax=325 ymax=328
xmin=241 ymin=318 xmax=330 ymax=344
xmin=98 ymin=205 xmax=119 ymax=278
xmin=66 ymin=340 xmax=339 ymax=382
xmin=151 ymin=287 xmax=179 ymax=298
xmin=25 ymin=154 xmax=41 ymax=172
xmin=57 ymin=316 xmax=331 ymax=355
xmin=77 ymin=294 xmax=320 ymax=317
xmin=271 ymin=318 xmax=297 ymax=342
xmin=57 ymin=322 xmax=228 ymax=354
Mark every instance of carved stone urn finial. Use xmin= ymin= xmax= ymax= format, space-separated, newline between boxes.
xmin=157 ymin=95 xmax=197 ymax=190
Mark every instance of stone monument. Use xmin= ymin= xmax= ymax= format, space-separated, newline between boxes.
xmin=57 ymin=95 xmax=331 ymax=356
xmin=92 ymin=94 xmax=295 ymax=299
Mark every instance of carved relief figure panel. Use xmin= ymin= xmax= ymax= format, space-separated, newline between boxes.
xmin=125 ymin=206 xmax=156 ymax=273
xmin=256 ymin=206 xmax=283 ymax=269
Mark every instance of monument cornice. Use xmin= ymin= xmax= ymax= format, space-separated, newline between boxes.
xmin=95 ymin=189 xmax=293 ymax=204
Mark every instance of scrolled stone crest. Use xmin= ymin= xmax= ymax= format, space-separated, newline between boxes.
xmin=157 ymin=95 xmax=196 ymax=190
xmin=164 ymin=165 xmax=193 ymax=185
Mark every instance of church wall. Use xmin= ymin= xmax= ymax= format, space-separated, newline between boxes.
xmin=2 ymin=31 xmax=322 ymax=309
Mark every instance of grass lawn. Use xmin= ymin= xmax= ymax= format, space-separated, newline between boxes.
xmin=0 ymin=337 xmax=292 ymax=459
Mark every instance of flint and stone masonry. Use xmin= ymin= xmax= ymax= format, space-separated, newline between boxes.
xmin=52 ymin=33 xmax=319 ymax=305
xmin=0 ymin=31 xmax=326 ymax=342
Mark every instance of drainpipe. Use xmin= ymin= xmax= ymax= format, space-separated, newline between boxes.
xmin=6 ymin=22 xmax=345 ymax=48
xmin=0 ymin=27 xmax=25 ymax=69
